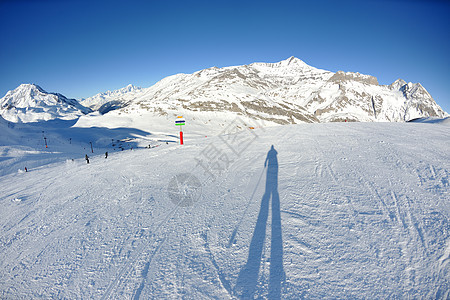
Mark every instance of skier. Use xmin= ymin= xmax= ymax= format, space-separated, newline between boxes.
xmin=25 ymin=167 xmax=28 ymax=172
xmin=105 ymin=151 xmax=108 ymax=159
xmin=85 ymin=154 xmax=90 ymax=164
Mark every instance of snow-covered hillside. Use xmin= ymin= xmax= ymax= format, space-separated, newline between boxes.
xmin=0 ymin=84 xmax=92 ymax=123
xmin=77 ymin=57 xmax=448 ymax=124
xmin=1 ymin=121 xmax=449 ymax=299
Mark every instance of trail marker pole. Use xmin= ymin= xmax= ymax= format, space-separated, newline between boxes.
xmin=180 ymin=129 xmax=184 ymax=145
xmin=44 ymin=137 xmax=48 ymax=148
xmin=175 ymin=116 xmax=185 ymax=145
xmin=90 ymin=141 xmax=94 ymax=153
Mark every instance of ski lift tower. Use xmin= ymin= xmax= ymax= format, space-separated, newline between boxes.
xmin=175 ymin=116 xmax=185 ymax=145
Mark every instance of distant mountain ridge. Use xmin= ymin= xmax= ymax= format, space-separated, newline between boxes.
xmin=1 ymin=58 xmax=447 ymax=124
xmin=80 ymin=84 xmax=142 ymax=114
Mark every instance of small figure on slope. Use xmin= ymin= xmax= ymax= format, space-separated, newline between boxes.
xmin=85 ymin=154 xmax=90 ymax=164
xmin=105 ymin=151 xmax=108 ymax=159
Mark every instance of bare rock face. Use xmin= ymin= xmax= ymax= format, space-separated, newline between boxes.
xmin=329 ymin=71 xmax=379 ymax=86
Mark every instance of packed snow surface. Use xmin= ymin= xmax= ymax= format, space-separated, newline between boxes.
xmin=0 ymin=121 xmax=449 ymax=299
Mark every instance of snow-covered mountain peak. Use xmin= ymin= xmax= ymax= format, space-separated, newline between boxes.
xmin=389 ymin=79 xmax=425 ymax=94
xmin=6 ymin=84 xmax=48 ymax=103
xmin=0 ymin=84 xmax=91 ymax=123
xmin=250 ymin=56 xmax=310 ymax=70
xmin=102 ymin=84 xmax=142 ymax=96
xmin=390 ymin=79 xmax=408 ymax=90
xmin=17 ymin=83 xmax=42 ymax=90
xmin=280 ymin=56 xmax=306 ymax=66
xmin=79 ymin=84 xmax=143 ymax=112
xmin=17 ymin=83 xmax=45 ymax=93
xmin=118 ymin=84 xmax=141 ymax=93
xmin=1 ymin=84 xmax=54 ymax=109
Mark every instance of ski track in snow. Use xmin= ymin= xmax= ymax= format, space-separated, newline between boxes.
xmin=0 ymin=122 xmax=449 ymax=298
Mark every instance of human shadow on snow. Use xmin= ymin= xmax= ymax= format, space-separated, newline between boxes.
xmin=235 ymin=145 xmax=284 ymax=299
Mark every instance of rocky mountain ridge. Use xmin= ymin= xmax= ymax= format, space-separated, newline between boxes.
xmin=110 ymin=56 xmax=447 ymax=124
xmin=1 ymin=57 xmax=447 ymax=124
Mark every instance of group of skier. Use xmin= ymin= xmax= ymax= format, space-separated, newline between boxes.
xmin=85 ymin=152 xmax=108 ymax=164
xmin=24 ymin=142 xmax=162 ymax=172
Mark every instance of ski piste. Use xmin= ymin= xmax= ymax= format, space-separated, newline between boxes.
xmin=0 ymin=119 xmax=449 ymax=298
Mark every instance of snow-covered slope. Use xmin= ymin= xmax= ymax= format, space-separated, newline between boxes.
xmin=0 ymin=121 xmax=449 ymax=298
xmin=0 ymin=84 xmax=91 ymax=123
xmin=81 ymin=57 xmax=447 ymax=124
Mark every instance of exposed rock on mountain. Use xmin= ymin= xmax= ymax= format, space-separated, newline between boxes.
xmin=104 ymin=56 xmax=446 ymax=124
xmin=2 ymin=58 xmax=447 ymax=124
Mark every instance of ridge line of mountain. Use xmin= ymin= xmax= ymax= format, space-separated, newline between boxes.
xmin=1 ymin=57 xmax=447 ymax=124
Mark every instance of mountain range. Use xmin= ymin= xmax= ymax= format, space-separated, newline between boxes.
xmin=1 ymin=57 xmax=447 ymax=124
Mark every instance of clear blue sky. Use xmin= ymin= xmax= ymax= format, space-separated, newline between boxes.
xmin=1 ymin=0 xmax=449 ymax=112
